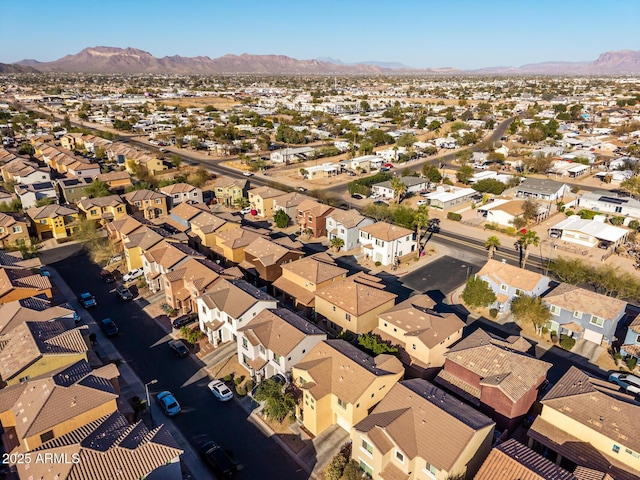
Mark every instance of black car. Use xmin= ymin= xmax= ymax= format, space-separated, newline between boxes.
xmin=100 ymin=318 xmax=119 ymax=337
xmin=200 ymin=441 xmax=237 ymax=479
xmin=172 ymin=313 xmax=198 ymax=329
xmin=168 ymin=340 xmax=189 ymax=358
xmin=99 ymin=270 xmax=115 ymax=283
xmin=116 ymin=285 xmax=134 ymax=301
xmin=351 ymin=193 xmax=364 ymax=200
xmin=78 ymin=292 xmax=97 ymax=309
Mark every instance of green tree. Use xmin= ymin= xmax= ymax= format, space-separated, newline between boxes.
xmin=510 ymin=294 xmax=551 ymax=335
xmin=186 ymin=169 xmax=209 ymax=188
xmin=35 ymin=197 xmax=55 ymax=207
xmin=521 ymin=198 xmax=541 ymax=222
xmin=621 ymin=176 xmax=640 ymax=198
xmin=422 ymin=164 xmax=442 ymax=183
xmin=273 ymin=209 xmax=290 ymax=228
xmin=396 ymin=133 xmax=417 ymax=147
xmin=357 ymin=333 xmax=399 ymax=356
xmin=389 ymin=177 xmax=407 ymax=203
xmin=85 ymin=179 xmax=112 ymax=198
xmin=18 ymin=142 xmax=35 ymax=156
xmin=484 ymin=236 xmax=501 ymax=260
xmin=517 ymin=230 xmax=540 ymax=268
xmin=472 ymin=178 xmax=506 ymax=194
xmin=254 ymin=378 xmax=296 ymax=422
xmin=94 ymin=146 xmax=106 ymax=160
xmin=413 ymin=205 xmax=430 ymax=245
xmin=170 ymin=154 xmax=182 ymax=168
xmin=456 ymin=165 xmax=474 ymax=184
xmin=455 ymin=149 xmax=472 ymax=165
xmin=461 ymin=276 xmax=496 ymax=308
xmin=428 ymin=120 xmax=441 ymax=131
xmin=330 ymin=236 xmax=344 ymax=251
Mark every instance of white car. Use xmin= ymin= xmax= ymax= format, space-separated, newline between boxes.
xmin=416 ymin=199 xmax=428 ymax=206
xmin=609 ymin=372 xmax=640 ymax=395
xmin=122 ymin=268 xmax=144 ymax=283
xmin=208 ymin=380 xmax=234 ymax=401
xmin=242 ymin=171 xmax=254 ymax=177
xmin=240 ymin=207 xmax=252 ymax=215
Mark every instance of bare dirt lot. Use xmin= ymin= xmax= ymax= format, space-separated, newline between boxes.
xmin=158 ymin=96 xmax=240 ymax=110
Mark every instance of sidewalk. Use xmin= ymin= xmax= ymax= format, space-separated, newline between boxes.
xmin=46 ymin=266 xmax=214 ymax=480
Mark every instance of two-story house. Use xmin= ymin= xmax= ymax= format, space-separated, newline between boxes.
xmin=0 ymin=298 xmax=78 ymax=335
xmin=296 ymin=199 xmax=334 ymax=238
xmin=188 ymin=208 xmax=240 ymax=256
xmin=94 ymin=170 xmax=134 ymax=193
xmin=273 ymin=252 xmax=348 ymax=318
xmin=374 ymin=294 xmax=465 ymax=376
xmin=163 ymin=257 xmax=223 ymax=314
xmin=26 ymin=204 xmax=79 ymax=241
xmin=371 ymin=176 xmax=429 ymax=200
xmin=326 ymin=209 xmax=375 ymax=252
xmin=248 ymin=186 xmax=287 ymax=218
xmin=0 ymin=267 xmax=53 ymax=304
xmin=435 ymin=329 xmax=551 ymax=432
xmin=77 ymin=194 xmax=128 ymax=224
xmin=123 ymin=189 xmax=169 ymax=220
xmin=15 ymin=181 xmax=58 ymax=209
xmin=242 ymin=236 xmax=305 ymax=285
xmin=315 ymin=273 xmax=397 ymax=334
xmin=0 ymin=158 xmax=50 ymax=185
xmin=0 ymin=212 xmax=30 ymax=248
xmin=197 ymin=278 xmax=278 ymax=347
xmin=55 ymin=177 xmax=92 ymax=204
xmin=214 ymin=178 xmax=249 ymax=206
xmin=122 ymin=225 xmax=175 ymax=272
xmin=237 ymin=308 xmax=326 ymax=383
xmin=292 ymin=339 xmax=404 ymax=436
xmin=621 ymin=314 xmax=640 ymax=361
xmin=476 ymin=259 xmax=551 ymax=312
xmin=359 ymin=222 xmax=417 ymax=266
xmin=142 ymin=240 xmax=205 ymax=293
xmin=543 ymin=283 xmax=627 ymax=346
xmin=272 ymin=191 xmax=312 ymax=220
xmin=159 ymin=182 xmax=203 ymax=209
xmin=214 ymin=227 xmax=267 ymax=264
xmin=528 ymin=366 xmax=640 ymax=480
xmin=351 ymin=379 xmax=495 ymax=480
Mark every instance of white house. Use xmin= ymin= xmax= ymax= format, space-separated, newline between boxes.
xmin=326 ymin=209 xmax=374 ymax=252
xmin=237 ymin=308 xmax=326 ymax=383
xmin=270 ymin=146 xmax=315 ymax=164
xmin=359 ymin=222 xmax=417 ymax=266
xmin=303 ymin=162 xmax=340 ymax=180
xmin=349 ymin=155 xmax=381 ymax=172
xmin=376 ymin=147 xmax=406 ymax=162
xmin=159 ymin=183 xmax=203 ymax=208
xmin=548 ymin=215 xmax=628 ymax=249
xmin=197 ymin=278 xmax=278 ymax=347
xmin=571 ymin=191 xmax=640 ymax=220
xmin=15 ymin=182 xmax=58 ymax=209
xmin=371 ymin=176 xmax=429 ymax=200
xmin=425 ymin=186 xmax=477 ymax=210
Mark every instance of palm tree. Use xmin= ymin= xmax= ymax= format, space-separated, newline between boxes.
xmin=412 ymin=205 xmax=430 ymax=247
xmin=330 ymin=237 xmax=344 ymax=252
xmin=517 ymin=230 xmax=540 ymax=268
xmin=484 ymin=236 xmax=501 ymax=260
xmin=389 ymin=177 xmax=407 ymax=204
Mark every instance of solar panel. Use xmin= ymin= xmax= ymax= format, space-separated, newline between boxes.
xmin=598 ymin=196 xmax=627 ymax=205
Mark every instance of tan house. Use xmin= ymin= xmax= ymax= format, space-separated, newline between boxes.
xmin=214 ymin=178 xmax=249 ymax=206
xmin=292 ymin=339 xmax=403 ymax=436
xmin=125 ymin=153 xmax=167 ymax=176
xmin=273 ymin=191 xmax=313 ymax=219
xmin=77 ymin=194 xmax=128 ymax=224
xmin=374 ymin=294 xmax=465 ymax=375
xmin=122 ymin=226 xmax=177 ymax=272
xmin=0 ymin=212 xmax=30 ymax=248
xmin=160 ymin=182 xmax=203 ymax=208
xmin=528 ymin=366 xmax=640 ymax=480
xmin=0 ymin=359 xmax=119 ymax=454
xmin=241 ymin=236 xmax=305 ymax=283
xmin=187 ymin=208 xmax=240 ymax=256
xmin=0 ymin=298 xmax=77 ymax=335
xmin=215 ymin=227 xmax=267 ymax=263
xmin=0 ymin=321 xmax=88 ymax=386
xmin=273 ymin=252 xmax=348 ymax=318
xmin=26 ymin=204 xmax=79 ymax=241
xmin=163 ymin=257 xmax=222 ymax=314
xmin=142 ymin=241 xmax=205 ymax=293
xmin=123 ymin=189 xmax=169 ymax=220
xmin=95 ymin=170 xmax=134 ymax=193
xmin=296 ymin=199 xmax=334 ymax=238
xmin=248 ymin=186 xmax=286 ymax=218
xmin=351 ymin=379 xmax=495 ymax=480
xmin=105 ymin=214 xmax=145 ymax=243
xmin=0 ymin=267 xmax=53 ymax=304
xmin=315 ymin=273 xmax=397 ymax=334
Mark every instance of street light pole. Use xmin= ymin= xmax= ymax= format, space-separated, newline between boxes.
xmin=145 ymin=379 xmax=158 ymax=428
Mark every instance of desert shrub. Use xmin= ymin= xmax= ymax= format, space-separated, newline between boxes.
xmin=541 ymin=327 xmax=549 ymax=335
xmin=234 ymin=375 xmax=245 ymax=385
xmin=374 ymin=261 xmax=382 ymax=267
xmin=559 ymin=334 xmax=576 ymax=351
xmin=489 ymin=308 xmax=498 ymax=318
xmin=222 ymin=374 xmax=233 ymax=382
xmin=447 ymin=212 xmax=462 ymax=221
xmin=628 ymin=357 xmax=638 ymax=371
xmin=236 ymin=383 xmax=247 ymax=396
xmin=629 ymin=220 xmax=639 ymax=230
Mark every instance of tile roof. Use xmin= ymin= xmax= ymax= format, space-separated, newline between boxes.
xmin=543 ymin=283 xmax=626 ymax=320
xmin=200 ymin=278 xmax=275 ymax=319
xmin=0 ymin=299 xmax=75 ymax=335
xmin=164 ymin=257 xmax=222 ymax=291
xmin=628 ymin=313 xmax=640 ymax=334
xmin=215 ymin=227 xmax=266 ymax=249
xmin=249 ymin=186 xmax=287 ymax=199
xmin=477 ymin=259 xmax=548 ymax=291
xmin=327 ymin=209 xmax=369 ymax=229
xmin=123 ymin=189 xmax=165 ymax=203
xmin=279 ymin=253 xmax=347 ymax=285
xmin=354 ymin=379 xmax=494 ymax=472
xmin=0 ymin=266 xmax=52 ymax=297
xmin=273 ymin=192 xmax=312 ymax=208
xmin=159 ymin=182 xmax=197 ymax=194
xmin=144 ymin=240 xmax=204 ymax=269
xmin=315 ymin=275 xmax=396 ymax=316
xmin=359 ymin=221 xmax=413 ymax=241
xmin=244 ymin=236 xmax=302 ymax=267
xmin=26 ymin=204 xmax=78 ymax=219
xmin=294 ymin=339 xmax=403 ymax=404
xmin=77 ymin=194 xmax=125 ymax=210
xmin=296 ymin=199 xmax=334 ymax=217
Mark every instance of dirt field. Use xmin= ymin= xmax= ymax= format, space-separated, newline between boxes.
xmin=158 ymin=96 xmax=240 ymax=110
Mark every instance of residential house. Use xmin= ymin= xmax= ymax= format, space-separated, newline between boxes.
xmin=573 ymin=191 xmax=640 ymax=220
xmin=349 ymin=155 xmax=379 ymax=172
xmin=424 ymin=186 xmax=477 ymax=211
xmin=272 ymin=191 xmax=313 ymax=220
xmin=315 ymin=273 xmax=397 ymax=334
xmin=292 ymin=339 xmax=404 ymax=436
xmin=0 ymin=321 xmax=89 ymax=386
xmin=0 ymin=298 xmax=78 ymax=335
xmin=121 ymin=226 xmax=174 ymax=272
xmin=197 ymin=278 xmax=277 ymax=347
xmin=0 ymin=360 xmax=120 ymax=454
xmin=95 ymin=170 xmax=133 ymax=193
xmin=238 ymin=308 xmax=326 ymax=383
xmin=296 ymin=199 xmax=334 ymax=238
xmin=435 ymin=329 xmax=551 ymax=432
xmin=528 ymin=366 xmax=640 ymax=480
xmin=215 ymin=227 xmax=267 ymax=264
xmin=25 ymin=204 xmax=79 ymax=241
xmin=272 ymin=252 xmax=348 ymax=318
xmin=142 ymin=241 xmax=205 ymax=293
xmin=303 ymin=162 xmax=340 ymax=179
xmin=15 ymin=181 xmax=58 ymax=209
xmin=476 ymin=259 xmax=551 ymax=312
xmin=105 ymin=214 xmax=144 ymax=244
xmin=55 ymin=177 xmax=92 ymax=204
xmin=548 ymin=216 xmax=628 ymax=249
xmin=516 ymin=178 xmax=569 ymax=202
xmin=214 ymin=178 xmax=249 ymax=206
xmin=351 ymin=379 xmax=495 ymax=480
xmin=77 ymin=194 xmax=128 ymax=224
xmin=270 ymin=146 xmax=315 ymax=164
xmin=359 ymin=222 xmax=417 ymax=266
xmin=475 ymin=438 xmax=579 ymax=480
xmin=248 ymin=186 xmax=287 ymax=218
xmin=17 ymin=411 xmax=183 ymax=480
xmin=621 ymin=314 xmax=640 ymax=360
xmin=543 ymin=283 xmax=627 ymax=346
xmin=123 ymin=189 xmax=169 ymax=220
xmin=0 ymin=212 xmax=30 ymax=248
xmin=187 ymin=207 xmax=240 ymax=256
xmin=478 ymin=199 xmax=548 ymax=228
xmin=163 ymin=257 xmax=223 ymax=314
xmin=0 ymin=187 xmax=12 ymax=208
xmin=241 ymin=236 xmax=305 ymax=284
xmin=125 ymin=153 xmax=167 ymax=176
xmin=0 ymin=267 xmax=53 ymax=304
xmin=159 ymin=182 xmax=203 ymax=208
xmin=374 ymin=294 xmax=465 ymax=376
xmin=0 ymin=158 xmax=50 ymax=185
xmin=326 ymin=209 xmax=374 ymax=252
xmin=371 ymin=176 xmax=429 ymax=200
xmin=66 ymin=160 xmax=101 ymax=179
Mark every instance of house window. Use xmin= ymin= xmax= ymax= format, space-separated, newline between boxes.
xmin=332 ymin=306 xmax=336 ymax=311
xmin=375 ymin=239 xmax=384 ymax=247
xmin=550 ymin=305 xmax=561 ymax=316
xmin=116 ymin=207 xmax=123 ymax=212
xmin=272 ymin=353 xmax=281 ymax=365
xmin=155 ymin=198 xmax=161 ymax=204
xmin=515 ymin=288 xmax=523 ymax=296
xmin=345 ymin=313 xmax=351 ymax=321
xmin=299 ymin=377 xmax=306 ymax=386
xmin=590 ymin=316 xmax=605 ymax=327
xmin=613 ymin=444 xmax=620 ymax=454
xmin=359 ymin=460 xmax=373 ymax=477
xmin=573 ymin=311 xmax=583 ymax=319
xmin=12 ymin=226 xmax=22 ymax=233
xmin=135 ymin=201 xmax=141 ymax=207
xmin=90 ymin=209 xmax=98 ymax=215
xmin=361 ymin=439 xmax=373 ymax=456
xmin=500 ymin=284 xmax=508 ymax=292
xmin=259 ymin=345 xmax=265 ymax=355
xmin=395 ymin=450 xmax=404 ymax=463
xmin=424 ymin=462 xmax=438 ymax=475
xmin=18 ymin=375 xmax=31 ymax=383
xmin=40 ymin=219 xmax=48 ymax=224
xmin=337 ymin=398 xmax=347 ymax=409
xmin=412 ymin=344 xmax=416 ymax=350
xmin=40 ymin=430 xmax=54 ymax=443
xmin=242 ymin=337 xmax=248 ymax=349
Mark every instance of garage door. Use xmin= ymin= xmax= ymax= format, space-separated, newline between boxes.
xmin=583 ymin=329 xmax=603 ymax=344
xmin=335 ymin=413 xmax=350 ymax=432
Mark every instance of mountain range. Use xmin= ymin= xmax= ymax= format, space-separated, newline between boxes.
xmin=11 ymin=47 xmax=640 ymax=75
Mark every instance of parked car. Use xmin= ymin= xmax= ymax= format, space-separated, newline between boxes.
xmin=78 ymin=292 xmax=97 ymax=309
xmin=208 ymin=380 xmax=234 ymax=401
xmin=373 ymin=200 xmax=389 ymax=206
xmin=380 ymin=167 xmax=391 ymax=172
xmin=168 ymin=340 xmax=189 ymax=358
xmin=122 ymin=268 xmax=144 ymax=283
xmin=609 ymin=372 xmax=640 ymax=395
xmin=383 ymin=163 xmax=394 ymax=168
xmin=116 ymin=285 xmax=134 ymax=301
xmin=242 ymin=171 xmax=253 ymax=177
xmin=344 ymin=170 xmax=356 ymax=176
xmin=99 ymin=269 xmax=116 ymax=283
xmin=297 ymin=187 xmax=307 ymax=192
xmin=351 ymin=193 xmax=364 ymax=200
xmin=157 ymin=391 xmax=181 ymax=416
xmin=416 ymin=199 xmax=428 ymax=206
xmin=200 ymin=441 xmax=238 ymax=478
xmin=172 ymin=313 xmax=198 ymax=329
xmin=100 ymin=317 xmax=119 ymax=337
xmin=239 ymin=207 xmax=251 ymax=215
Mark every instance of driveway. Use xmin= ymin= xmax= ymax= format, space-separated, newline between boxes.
xmin=571 ymin=339 xmax=603 ymax=363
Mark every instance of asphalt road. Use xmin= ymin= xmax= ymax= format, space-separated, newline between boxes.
xmin=401 ymin=255 xmax=481 ymax=297
xmin=53 ymin=253 xmax=308 ymax=480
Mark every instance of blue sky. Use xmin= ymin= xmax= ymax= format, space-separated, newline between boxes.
xmin=1 ymin=0 xmax=638 ymax=69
